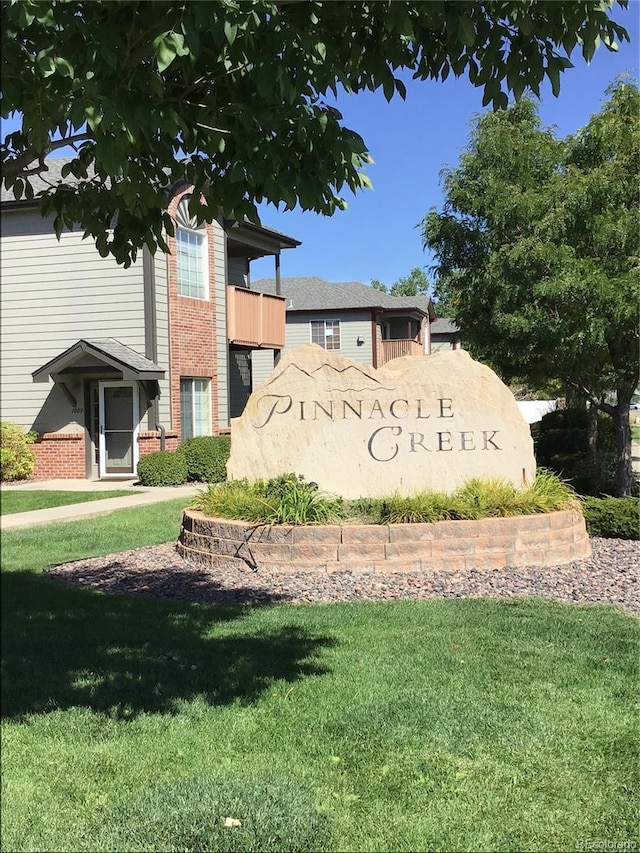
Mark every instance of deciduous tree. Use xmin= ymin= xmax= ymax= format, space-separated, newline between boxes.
xmin=422 ymin=80 xmax=639 ymax=496
xmin=390 ymin=267 xmax=430 ymax=297
xmin=1 ymin=0 xmax=629 ymax=266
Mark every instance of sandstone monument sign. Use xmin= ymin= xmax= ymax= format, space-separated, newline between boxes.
xmin=227 ymin=345 xmax=536 ymax=499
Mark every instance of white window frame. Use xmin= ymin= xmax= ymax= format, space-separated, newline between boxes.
xmin=310 ymin=319 xmax=341 ymax=351
xmin=176 ymin=226 xmax=208 ymax=300
xmin=180 ymin=377 xmax=211 ymax=439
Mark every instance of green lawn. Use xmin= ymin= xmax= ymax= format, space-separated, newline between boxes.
xmin=0 ymin=489 xmax=139 ymax=515
xmin=1 ymin=501 xmax=638 ymax=853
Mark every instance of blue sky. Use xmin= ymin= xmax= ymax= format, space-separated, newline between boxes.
xmin=252 ymin=1 xmax=639 ymax=288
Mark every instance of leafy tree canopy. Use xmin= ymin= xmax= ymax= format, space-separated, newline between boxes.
xmin=390 ymin=267 xmax=430 ymax=297
xmin=1 ymin=0 xmax=630 ymax=266
xmin=369 ymin=267 xmax=430 ymax=296
xmin=422 ymin=79 xmax=639 ymax=495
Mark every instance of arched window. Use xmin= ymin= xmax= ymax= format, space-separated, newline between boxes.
xmin=175 ymin=195 xmax=208 ymax=299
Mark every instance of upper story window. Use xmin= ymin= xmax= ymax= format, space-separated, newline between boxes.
xmin=175 ymin=195 xmax=208 ymax=299
xmin=311 ymin=319 xmax=341 ymax=351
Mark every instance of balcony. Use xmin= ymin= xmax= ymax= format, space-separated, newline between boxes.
xmin=227 ymin=286 xmax=286 ymax=348
xmin=379 ymin=339 xmax=423 ymax=365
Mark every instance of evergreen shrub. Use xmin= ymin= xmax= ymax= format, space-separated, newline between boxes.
xmin=581 ymin=497 xmax=639 ymax=540
xmin=137 ymin=449 xmax=187 ymax=486
xmin=181 ymin=434 xmax=230 ymax=483
xmin=536 ymin=407 xmax=627 ymax=496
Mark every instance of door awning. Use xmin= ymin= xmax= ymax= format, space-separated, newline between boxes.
xmin=32 ymin=338 xmax=165 ymax=382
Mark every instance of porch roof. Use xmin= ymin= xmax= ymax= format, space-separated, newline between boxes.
xmin=32 ymin=339 xmax=165 ymax=382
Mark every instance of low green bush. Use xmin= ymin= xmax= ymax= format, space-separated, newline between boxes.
xmin=193 ymin=473 xmax=344 ymax=525
xmin=137 ymin=449 xmax=187 ymax=487
xmin=581 ymin=497 xmax=639 ymax=540
xmin=193 ymin=471 xmax=577 ymax=525
xmin=94 ymin=774 xmax=332 ymax=853
xmin=181 ymin=434 xmax=231 ymax=483
xmin=0 ymin=422 xmax=36 ymax=481
xmin=535 ymin=407 xmax=627 ymax=496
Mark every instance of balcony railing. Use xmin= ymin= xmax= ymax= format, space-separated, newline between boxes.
xmin=227 ymin=286 xmax=286 ymax=348
xmin=379 ymin=338 xmax=423 ymax=365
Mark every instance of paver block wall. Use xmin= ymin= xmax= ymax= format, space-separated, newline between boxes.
xmin=178 ymin=509 xmax=591 ymax=574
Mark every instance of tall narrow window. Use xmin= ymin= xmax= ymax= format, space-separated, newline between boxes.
xmin=310 ymin=319 xmax=341 ymax=351
xmin=176 ymin=227 xmax=207 ymax=299
xmin=180 ymin=378 xmax=211 ymax=439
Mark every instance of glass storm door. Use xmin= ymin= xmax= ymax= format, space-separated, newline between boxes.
xmin=98 ymin=382 xmax=139 ymax=477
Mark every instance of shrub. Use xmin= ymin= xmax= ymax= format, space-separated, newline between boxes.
xmin=581 ymin=497 xmax=639 ymax=540
xmin=535 ymin=407 xmax=626 ymax=496
xmin=377 ymin=491 xmax=452 ymax=524
xmin=192 ymin=478 xmax=267 ymax=522
xmin=93 ymin=774 xmax=332 ymax=853
xmin=181 ymin=434 xmax=231 ymax=483
xmin=194 ymin=471 xmax=576 ymax=525
xmin=193 ymin=474 xmax=344 ymax=525
xmin=0 ymin=422 xmax=36 ymax=481
xmin=261 ymin=473 xmax=344 ymax=525
xmin=137 ymin=449 xmax=187 ymax=486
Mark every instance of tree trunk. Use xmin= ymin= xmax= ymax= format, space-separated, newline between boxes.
xmin=613 ymin=390 xmax=634 ymax=497
xmin=586 ymin=403 xmax=598 ymax=465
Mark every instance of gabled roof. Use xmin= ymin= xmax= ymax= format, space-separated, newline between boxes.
xmin=252 ymin=276 xmax=435 ymax=318
xmin=1 ymin=159 xmax=300 ymax=251
xmin=431 ymin=318 xmax=460 ymax=335
xmin=1 ymin=159 xmax=101 ymax=203
xmin=33 ymin=339 xmax=164 ymax=382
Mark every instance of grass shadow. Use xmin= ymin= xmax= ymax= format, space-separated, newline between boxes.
xmin=1 ymin=570 xmax=336 ymax=721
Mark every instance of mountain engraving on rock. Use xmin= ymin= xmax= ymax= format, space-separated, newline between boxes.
xmin=228 ymin=344 xmax=536 ymax=499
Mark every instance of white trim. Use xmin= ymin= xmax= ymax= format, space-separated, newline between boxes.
xmin=176 ymin=225 xmax=209 ymax=300
xmin=98 ymin=381 xmax=140 ymax=478
xmin=180 ymin=377 xmax=212 ymax=439
xmin=310 ymin=318 xmax=341 ymax=351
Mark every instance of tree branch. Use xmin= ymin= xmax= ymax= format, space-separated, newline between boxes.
xmin=565 ymin=377 xmax=616 ymax=415
xmin=2 ymin=133 xmax=93 ymax=181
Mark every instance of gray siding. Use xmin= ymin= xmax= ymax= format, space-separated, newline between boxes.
xmin=153 ymin=250 xmax=172 ymax=427
xmin=0 ymin=208 xmax=146 ymax=433
xmin=228 ymin=257 xmax=248 ymax=287
xmin=283 ymin=310 xmax=374 ymax=365
xmin=212 ymin=217 xmax=229 ymax=428
xmin=251 ymin=349 xmax=275 ymax=390
xmin=431 ymin=336 xmax=459 ymax=352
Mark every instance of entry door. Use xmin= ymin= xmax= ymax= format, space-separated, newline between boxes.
xmin=98 ymin=382 xmax=139 ymax=478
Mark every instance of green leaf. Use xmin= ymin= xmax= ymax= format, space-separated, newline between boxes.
xmin=153 ymin=34 xmax=177 ymax=72
xmin=224 ymin=20 xmax=238 ymax=46
xmin=35 ymin=51 xmax=56 ymax=78
xmin=458 ymin=16 xmax=476 ymax=48
xmin=547 ymin=63 xmax=560 ymax=98
xmin=54 ymin=57 xmax=74 ymax=78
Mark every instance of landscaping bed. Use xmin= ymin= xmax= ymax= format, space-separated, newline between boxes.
xmin=178 ymin=507 xmax=591 ymax=573
xmin=45 ymin=536 xmax=638 ymax=615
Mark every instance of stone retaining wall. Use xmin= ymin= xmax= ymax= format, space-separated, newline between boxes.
xmin=178 ymin=509 xmax=591 ymax=574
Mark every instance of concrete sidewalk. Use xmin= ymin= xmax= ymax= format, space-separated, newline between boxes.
xmin=0 ymin=480 xmax=201 ymax=531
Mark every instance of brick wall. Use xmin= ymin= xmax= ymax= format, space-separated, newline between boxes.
xmin=138 ymin=430 xmax=180 ymax=457
xmin=32 ymin=433 xmax=85 ymax=479
xmin=166 ymin=189 xmax=220 ymax=439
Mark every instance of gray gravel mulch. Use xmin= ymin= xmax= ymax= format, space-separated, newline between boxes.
xmin=43 ymin=538 xmax=639 ymax=615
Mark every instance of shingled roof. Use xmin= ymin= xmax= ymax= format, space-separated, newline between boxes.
xmin=252 ymin=276 xmax=434 ymax=317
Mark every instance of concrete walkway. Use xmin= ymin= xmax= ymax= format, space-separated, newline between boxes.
xmin=0 ymin=479 xmax=201 ymax=531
